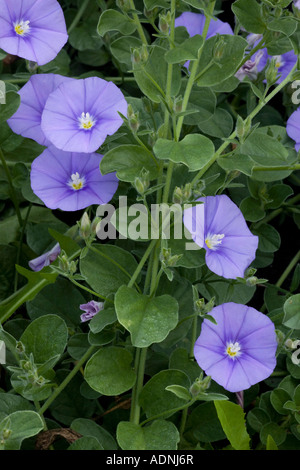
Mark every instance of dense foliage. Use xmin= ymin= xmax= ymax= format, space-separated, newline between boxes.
xmin=0 ymin=0 xmax=300 ymax=451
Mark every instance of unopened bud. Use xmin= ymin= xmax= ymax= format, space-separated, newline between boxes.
xmin=134 ymin=168 xmax=150 ymax=195
xmin=78 ymin=212 xmax=91 ymax=239
xmin=173 ymin=96 xmax=183 ymax=114
xmin=116 ymin=0 xmax=131 ymax=12
xmin=189 ymin=374 xmax=211 ymax=396
xmin=158 ymin=11 xmax=172 ymax=34
xmin=265 ymin=57 xmax=279 ymax=85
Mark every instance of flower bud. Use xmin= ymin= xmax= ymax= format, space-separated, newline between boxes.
xmin=78 ymin=212 xmax=91 ymax=239
xmin=158 ymin=11 xmax=172 ymax=34
xmin=134 ymin=168 xmax=150 ymax=195
xmin=265 ymin=57 xmax=279 ymax=85
xmin=189 ymin=374 xmax=211 ymax=396
xmin=116 ymin=0 xmax=131 ymax=13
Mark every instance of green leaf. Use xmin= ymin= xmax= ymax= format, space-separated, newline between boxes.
xmin=110 ymin=36 xmax=142 ymax=67
xmin=117 ymin=420 xmax=180 ymax=451
xmin=139 ymin=369 xmax=190 ymax=419
xmin=260 ymin=422 xmax=286 ymax=446
xmin=84 ymin=346 xmax=136 ymax=396
xmin=97 ymin=9 xmax=137 ymax=36
xmin=267 ymin=17 xmax=297 ymax=37
xmin=185 ymin=401 xmax=226 ymax=443
xmin=232 ymin=0 xmax=266 ymax=34
xmin=283 ymin=294 xmax=300 ymax=329
xmin=153 ymin=134 xmax=215 ymax=171
xmin=198 ymin=108 xmax=233 ymax=138
xmin=266 ymin=434 xmax=278 ymax=450
xmin=196 ymin=35 xmax=248 ymax=87
xmin=214 ymin=400 xmax=251 ymax=450
xmin=68 ymin=436 xmax=103 ymax=450
xmin=217 ymin=153 xmax=255 ymax=176
xmin=252 ymin=224 xmax=281 ymax=253
xmin=69 ymin=24 xmax=103 ymax=51
xmin=100 ymin=144 xmax=159 ymax=182
xmin=184 ymin=88 xmax=216 ymax=125
xmin=0 ymin=411 xmax=44 ymax=450
xmin=133 ymin=46 xmax=181 ymax=103
xmin=115 ymin=286 xmax=178 ymax=348
xmin=0 ymin=393 xmax=34 ymax=422
xmin=89 ymin=307 xmax=117 ymax=334
xmin=270 ymin=388 xmax=292 ymax=414
xmin=26 ymin=277 xmax=85 ymax=327
xmin=71 ymin=418 xmax=117 ymax=450
xmin=240 ymin=197 xmax=266 ymax=222
xmin=0 ymin=91 xmax=20 ymax=123
xmin=20 ymin=314 xmax=68 ymax=364
xmin=80 ymin=244 xmax=139 ymax=298
xmin=165 ymin=384 xmax=191 ymax=401
xmin=165 ymin=35 xmax=204 ymax=63
xmin=247 ymin=408 xmax=270 ymax=432
xmin=239 ymin=130 xmax=289 ymax=166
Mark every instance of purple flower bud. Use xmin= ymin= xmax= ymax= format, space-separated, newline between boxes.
xmin=80 ymin=301 xmax=104 ymax=322
xmin=28 ymin=243 xmax=61 ymax=272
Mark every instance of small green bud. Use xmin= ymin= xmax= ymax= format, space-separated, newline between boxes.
xmin=15 ymin=341 xmax=26 ymax=355
xmin=2 ymin=429 xmax=11 ymax=440
xmin=158 ymin=11 xmax=172 ymax=34
xmin=189 ymin=374 xmax=211 ymax=396
xmin=78 ymin=212 xmax=92 ymax=239
xmin=265 ymin=57 xmax=279 ymax=85
xmin=246 ymin=276 xmax=259 ymax=286
xmin=134 ymin=168 xmax=150 ymax=195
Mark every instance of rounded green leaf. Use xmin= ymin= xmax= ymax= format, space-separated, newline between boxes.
xmin=139 ymin=369 xmax=190 ymax=418
xmin=0 ymin=411 xmax=44 ymax=450
xmin=260 ymin=422 xmax=287 ymax=446
xmin=80 ymin=244 xmax=139 ymax=298
xmin=100 ymin=145 xmax=159 ymax=183
xmin=84 ymin=347 xmax=136 ymax=396
xmin=97 ymin=9 xmax=137 ymax=36
xmin=153 ymin=134 xmax=215 ymax=171
xmin=20 ymin=314 xmax=68 ymax=364
xmin=115 ymin=286 xmax=179 ymax=348
xmin=283 ymin=294 xmax=300 ymax=329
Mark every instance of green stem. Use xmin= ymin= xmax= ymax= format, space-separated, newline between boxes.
xmin=14 ymin=203 xmax=32 ymax=292
xmin=128 ymin=239 xmax=157 ymax=289
xmin=0 ymin=148 xmax=22 ymax=226
xmin=128 ymin=0 xmax=148 ymax=46
xmin=275 ymin=250 xmax=300 ymax=289
xmin=67 ymin=0 xmax=91 ymax=34
xmin=191 ymin=61 xmax=298 ymax=187
xmin=130 ymin=347 xmax=147 ymax=424
xmin=38 ymin=346 xmax=96 ymax=416
xmin=69 ymin=278 xmax=114 ymax=304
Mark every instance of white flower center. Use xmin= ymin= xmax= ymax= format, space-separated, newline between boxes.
xmin=273 ymin=55 xmax=284 ymax=69
xmin=205 ymin=233 xmax=224 ymax=251
xmin=14 ymin=20 xmax=30 ymax=36
xmin=68 ymin=172 xmax=85 ymax=191
xmin=226 ymin=341 xmax=241 ymax=359
xmin=78 ymin=112 xmax=96 ymax=130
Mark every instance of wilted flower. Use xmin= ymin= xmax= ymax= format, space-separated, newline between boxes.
xmin=80 ymin=301 xmax=104 ymax=322
xmin=29 ymin=243 xmax=61 ymax=271
xmin=0 ymin=0 xmax=68 ymax=66
xmin=183 ymin=195 xmax=259 ymax=279
xmin=41 ymin=77 xmax=128 ymax=153
xmin=30 ymin=146 xmax=119 ymax=211
xmin=286 ymin=107 xmax=300 ymax=152
xmin=194 ymin=302 xmax=278 ymax=393
xmin=7 ymin=74 xmax=74 ymax=146
xmin=235 ymin=50 xmax=264 ymax=81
